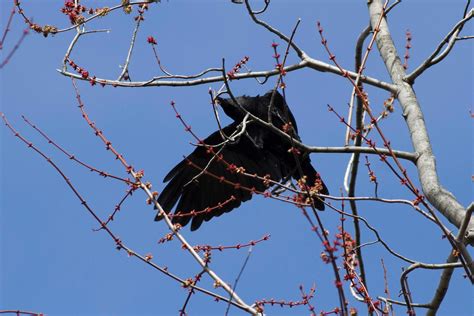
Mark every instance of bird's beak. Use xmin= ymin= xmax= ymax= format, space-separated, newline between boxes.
xmin=215 ymin=97 xmax=224 ymax=106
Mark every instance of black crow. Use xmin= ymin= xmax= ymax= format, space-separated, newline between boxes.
xmin=156 ymin=90 xmax=328 ymax=230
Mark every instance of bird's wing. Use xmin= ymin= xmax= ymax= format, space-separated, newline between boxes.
xmin=156 ymin=123 xmax=285 ymax=230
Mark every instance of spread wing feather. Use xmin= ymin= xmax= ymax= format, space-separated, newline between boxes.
xmin=156 ymin=123 xmax=285 ymax=230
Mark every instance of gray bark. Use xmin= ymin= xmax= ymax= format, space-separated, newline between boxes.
xmin=367 ymin=0 xmax=473 ymax=244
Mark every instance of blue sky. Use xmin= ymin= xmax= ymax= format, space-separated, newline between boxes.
xmin=1 ymin=1 xmax=472 ymax=315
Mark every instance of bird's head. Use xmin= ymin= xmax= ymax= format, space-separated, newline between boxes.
xmin=215 ymin=95 xmax=249 ymax=122
xmin=216 ymin=90 xmax=287 ymax=123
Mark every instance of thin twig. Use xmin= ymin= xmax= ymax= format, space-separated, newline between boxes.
xmin=250 ymin=0 xmax=270 ymax=15
xmin=380 ymin=258 xmax=393 ymax=315
xmin=400 ymin=261 xmax=464 ymax=315
xmin=1 ymin=113 xmax=249 ymax=312
xmin=426 ymin=203 xmax=474 ymax=315
xmin=267 ymin=19 xmax=301 ymax=123
xmin=117 ymin=8 xmax=145 ymax=81
xmin=21 ymin=115 xmax=132 ymax=185
xmin=243 ymin=0 xmax=304 ymax=58
xmin=0 ymin=27 xmax=29 ymax=69
xmin=0 ymin=4 xmax=16 ymax=49
xmin=326 ymin=203 xmax=434 ymax=265
xmin=17 ymin=1 xmax=153 ymax=35
xmin=405 ymin=7 xmax=473 ymax=82
xmin=179 ymin=269 xmax=206 ymax=316
xmin=377 ymin=298 xmax=431 ymax=309
xmin=225 ymin=246 xmax=254 ymax=316
xmin=71 ymin=80 xmax=259 ymax=315
xmin=455 ymin=35 xmax=474 ymax=40
xmin=0 ymin=311 xmax=42 ymax=316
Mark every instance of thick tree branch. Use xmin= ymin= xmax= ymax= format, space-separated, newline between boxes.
xmin=302 ymin=57 xmax=397 ymax=92
xmin=307 ymin=146 xmax=416 ymax=161
xmin=59 ymin=58 xmax=397 ymax=92
xmin=367 ymin=0 xmax=474 ymax=245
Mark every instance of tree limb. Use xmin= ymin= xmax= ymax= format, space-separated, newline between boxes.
xmin=59 ymin=57 xmax=397 ymax=92
xmin=367 ymin=0 xmax=474 ymax=245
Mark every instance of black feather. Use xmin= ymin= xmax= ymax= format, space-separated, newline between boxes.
xmin=156 ymin=90 xmax=328 ymax=230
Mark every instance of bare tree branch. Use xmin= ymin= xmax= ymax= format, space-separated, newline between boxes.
xmin=243 ymin=0 xmax=304 ymax=58
xmin=456 ymin=35 xmax=474 ymax=40
xmin=225 ymin=247 xmax=254 ymax=316
xmin=367 ymin=0 xmax=474 ymax=245
xmin=346 ymin=24 xmax=373 ymax=298
xmin=16 ymin=1 xmax=153 ymax=35
xmin=58 ymin=57 xmax=397 ymax=92
xmin=0 ymin=113 xmax=252 ymax=313
xmin=307 ymin=146 xmax=417 ymax=161
xmin=376 ymin=297 xmax=431 ymax=309
xmin=5 ymin=2 xmax=472 ymax=314
xmin=71 ymin=81 xmax=260 ymax=315
xmin=0 ymin=310 xmax=43 ymax=316
xmin=117 ymin=7 xmax=144 ymax=81
xmin=400 ymin=261 xmax=464 ymax=314
xmin=405 ymin=7 xmax=473 ymax=83
xmin=426 ymin=203 xmax=474 ymax=315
